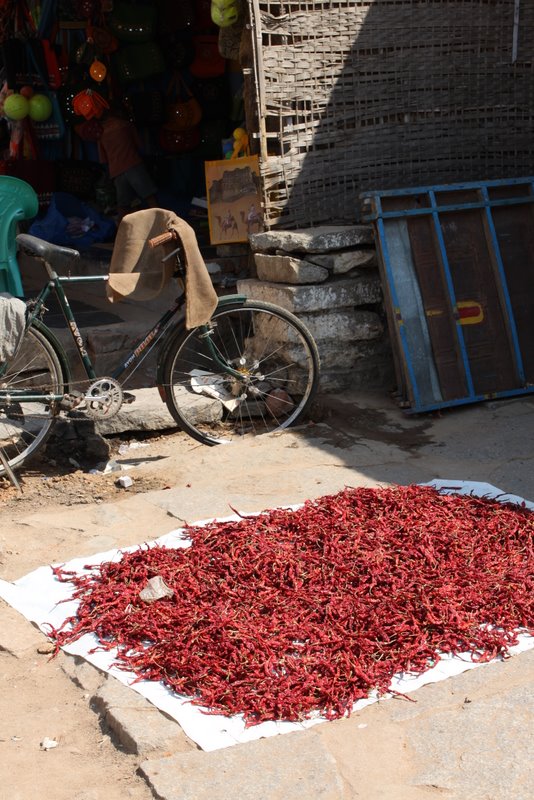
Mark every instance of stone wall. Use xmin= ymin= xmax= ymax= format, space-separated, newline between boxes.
xmin=237 ymin=226 xmax=394 ymax=392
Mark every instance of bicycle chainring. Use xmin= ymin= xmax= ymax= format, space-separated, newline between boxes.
xmin=84 ymin=377 xmax=123 ymax=419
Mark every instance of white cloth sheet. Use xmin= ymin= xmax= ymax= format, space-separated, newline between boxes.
xmin=0 ymin=292 xmax=26 ymax=362
xmin=0 ymin=480 xmax=532 ymax=752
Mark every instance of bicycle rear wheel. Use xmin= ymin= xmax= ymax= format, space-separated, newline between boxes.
xmin=163 ymin=300 xmax=320 ymax=445
xmin=0 ymin=323 xmax=64 ymax=476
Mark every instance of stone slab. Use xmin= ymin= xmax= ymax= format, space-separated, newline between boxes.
xmin=312 ymin=336 xmax=390 ymax=370
xmin=255 ymin=253 xmax=329 ymax=284
xmin=303 ymin=310 xmax=383 ymax=344
xmin=0 ymin=601 xmax=45 ymax=657
xmin=93 ymin=676 xmax=194 ymax=756
xmin=139 ymin=731 xmax=343 ymax=800
xmin=250 ymin=226 xmax=374 ymax=254
xmin=238 ymin=276 xmax=382 ymax=313
xmin=254 ymin=309 xmax=382 ymax=350
xmin=306 ymin=249 xmax=377 ymax=273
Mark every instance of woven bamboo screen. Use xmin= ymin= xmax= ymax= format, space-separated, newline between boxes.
xmin=248 ymin=0 xmax=534 ymax=229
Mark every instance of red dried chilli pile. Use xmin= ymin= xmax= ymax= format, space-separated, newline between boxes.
xmin=50 ymin=485 xmax=533 ymax=726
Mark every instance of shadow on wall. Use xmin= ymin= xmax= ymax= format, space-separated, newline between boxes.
xmin=254 ymin=0 xmax=534 ymax=229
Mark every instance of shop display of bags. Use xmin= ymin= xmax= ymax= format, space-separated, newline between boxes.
xmin=115 ymin=42 xmax=165 ymax=83
xmin=108 ymin=2 xmax=157 ymax=43
xmin=0 ymin=0 xmax=243 ymax=205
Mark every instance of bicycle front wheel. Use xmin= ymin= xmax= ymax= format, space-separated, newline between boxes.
xmin=0 ymin=323 xmax=64 ymax=476
xmin=163 ymin=300 xmax=320 ymax=444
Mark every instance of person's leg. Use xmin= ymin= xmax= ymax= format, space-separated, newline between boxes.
xmin=127 ymin=163 xmax=159 ymax=209
xmin=114 ymin=173 xmax=135 ymax=221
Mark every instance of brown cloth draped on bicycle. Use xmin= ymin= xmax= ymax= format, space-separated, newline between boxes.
xmin=106 ymin=208 xmax=218 ymax=329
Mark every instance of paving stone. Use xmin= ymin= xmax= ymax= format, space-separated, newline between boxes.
xmin=93 ymin=677 xmax=194 ymax=756
xmin=250 ymin=225 xmax=374 ymax=254
xmin=238 ymin=276 xmax=382 ymax=313
xmin=0 ymin=601 xmax=45 ymax=657
xmin=408 ymin=682 xmax=534 ymax=799
xmin=139 ymin=731 xmax=344 ymax=800
xmin=255 ymin=253 xmax=329 ymax=284
xmin=306 ymin=249 xmax=377 ymax=273
xmin=61 ymin=653 xmax=107 ymax=694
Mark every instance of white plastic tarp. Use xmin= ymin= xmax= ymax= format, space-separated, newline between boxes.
xmin=0 ymin=480 xmax=532 ymax=752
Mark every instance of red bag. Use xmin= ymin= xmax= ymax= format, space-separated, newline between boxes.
xmin=190 ymin=35 xmax=225 ymax=78
xmin=72 ymin=89 xmax=109 ymax=120
xmin=86 ymin=24 xmax=119 ymax=54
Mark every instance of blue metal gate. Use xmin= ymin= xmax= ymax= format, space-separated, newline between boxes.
xmin=361 ymin=177 xmax=534 ymax=412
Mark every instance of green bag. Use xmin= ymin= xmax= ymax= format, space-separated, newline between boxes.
xmin=109 ymin=2 xmax=157 ymax=43
xmin=115 ymin=42 xmax=165 ymax=84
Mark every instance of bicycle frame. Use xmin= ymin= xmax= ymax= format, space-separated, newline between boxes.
xmin=1 ymin=261 xmax=248 ymax=405
xmin=39 ymin=272 xmax=185 ymax=374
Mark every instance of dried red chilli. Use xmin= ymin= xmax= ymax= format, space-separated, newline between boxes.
xmin=49 ymin=485 xmax=533 ymax=726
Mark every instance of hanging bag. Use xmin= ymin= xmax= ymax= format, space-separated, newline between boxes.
xmin=163 ymin=73 xmax=202 ymax=132
xmin=114 ymin=41 xmax=165 ymax=83
xmin=159 ymin=74 xmax=202 ymax=154
xmin=24 ymin=39 xmax=66 ymax=141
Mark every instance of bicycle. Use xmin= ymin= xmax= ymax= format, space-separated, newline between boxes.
xmin=0 ymin=221 xmax=320 ymax=477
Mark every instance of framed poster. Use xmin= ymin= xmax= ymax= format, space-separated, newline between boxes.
xmin=205 ymin=155 xmax=263 ymax=245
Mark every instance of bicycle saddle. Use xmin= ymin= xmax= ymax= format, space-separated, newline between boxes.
xmin=16 ymin=234 xmax=80 ymax=271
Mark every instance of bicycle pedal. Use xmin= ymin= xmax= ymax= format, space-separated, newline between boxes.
xmin=59 ymin=391 xmax=84 ymax=411
xmin=122 ymin=392 xmax=136 ymax=404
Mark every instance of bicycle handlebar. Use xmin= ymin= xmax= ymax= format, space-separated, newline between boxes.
xmin=148 ymin=230 xmax=177 ymax=248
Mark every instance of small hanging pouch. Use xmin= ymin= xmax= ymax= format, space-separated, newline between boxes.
xmin=164 ymin=73 xmax=202 ymax=132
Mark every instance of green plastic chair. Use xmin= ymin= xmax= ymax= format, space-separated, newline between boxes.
xmin=0 ymin=176 xmax=39 ymax=297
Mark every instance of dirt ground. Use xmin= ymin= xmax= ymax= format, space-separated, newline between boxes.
xmin=0 ymin=429 xmax=190 ymax=800
xmin=1 ymin=391 xmax=533 ymax=799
